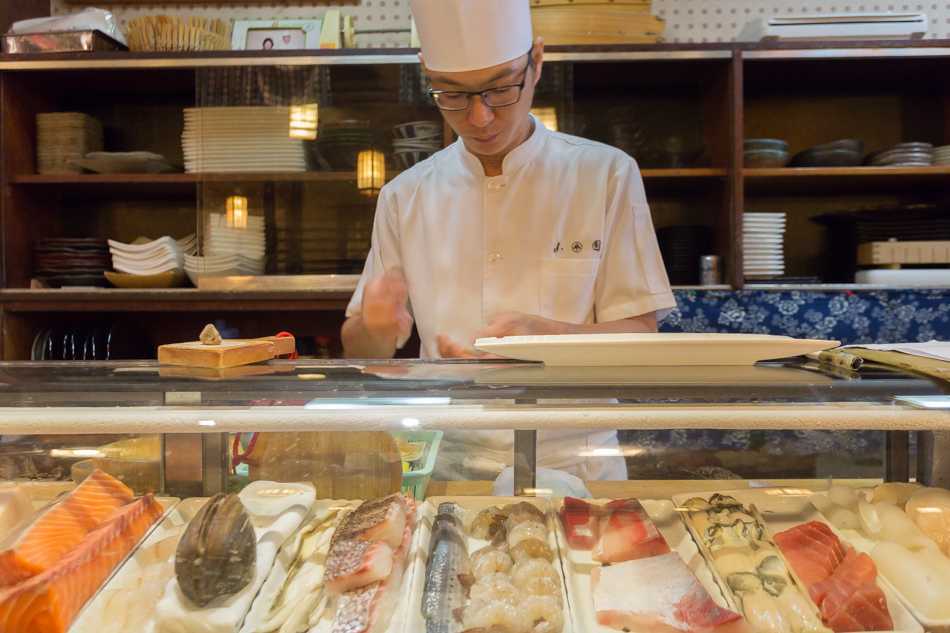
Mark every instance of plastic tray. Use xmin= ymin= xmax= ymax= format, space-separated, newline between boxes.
xmin=391 ymin=430 xmax=442 ymax=499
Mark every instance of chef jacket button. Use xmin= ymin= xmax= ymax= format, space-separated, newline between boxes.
xmin=488 ymin=251 xmax=502 ymax=264
xmin=487 ymin=181 xmax=501 ymax=192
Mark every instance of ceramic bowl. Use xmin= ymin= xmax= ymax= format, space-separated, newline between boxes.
xmin=743 ymin=148 xmax=790 ymax=168
xmin=744 ymin=138 xmax=789 ymax=152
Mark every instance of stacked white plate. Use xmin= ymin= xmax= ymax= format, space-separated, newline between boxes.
xmin=108 ymin=235 xmax=197 ymax=276
xmin=182 ymin=107 xmax=306 ymax=173
xmin=934 ymin=145 xmax=950 ymax=166
xmin=186 ymin=213 xmax=266 ymax=285
xmin=866 ymin=142 xmax=933 ymax=167
xmin=743 ymin=212 xmax=785 ymax=279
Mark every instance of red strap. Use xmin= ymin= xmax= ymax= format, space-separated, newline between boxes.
xmin=274 ymin=331 xmax=298 ymax=359
xmin=232 ymin=432 xmax=261 ymax=474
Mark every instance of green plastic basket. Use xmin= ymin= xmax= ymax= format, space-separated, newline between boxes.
xmin=391 ymin=430 xmax=442 ymax=500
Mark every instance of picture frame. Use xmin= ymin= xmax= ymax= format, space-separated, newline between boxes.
xmin=232 ymin=19 xmax=323 ymax=51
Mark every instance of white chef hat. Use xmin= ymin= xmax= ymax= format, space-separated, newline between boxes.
xmin=409 ymin=0 xmax=534 ymax=73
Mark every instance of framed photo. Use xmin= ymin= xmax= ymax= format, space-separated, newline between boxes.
xmin=232 ymin=19 xmax=323 ymax=51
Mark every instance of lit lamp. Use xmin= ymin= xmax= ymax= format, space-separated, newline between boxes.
xmin=289 ymin=103 xmax=318 ymax=140
xmin=530 ymin=106 xmax=558 ymax=132
xmin=226 ymin=195 xmax=248 ymax=229
xmin=357 ymin=149 xmax=386 ymax=196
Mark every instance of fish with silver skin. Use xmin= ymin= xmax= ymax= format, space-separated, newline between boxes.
xmin=422 ymin=503 xmax=469 ymax=633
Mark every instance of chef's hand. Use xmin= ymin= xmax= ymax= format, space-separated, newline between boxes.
xmin=362 ymin=267 xmax=412 ymax=342
xmin=475 ymin=311 xmax=566 ymax=338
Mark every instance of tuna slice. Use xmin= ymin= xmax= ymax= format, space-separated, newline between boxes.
xmin=324 ymin=539 xmax=395 ymax=596
xmin=592 ymin=498 xmax=670 ymax=564
xmin=332 ymin=525 xmax=412 ymax=633
xmin=0 ymin=469 xmax=134 ymax=587
xmin=825 ymin=584 xmax=893 ymax=632
xmin=592 ymin=551 xmax=751 ymax=633
xmin=773 ymin=521 xmax=844 ymax=587
xmin=812 ymin=549 xmax=878 ymax=620
xmin=0 ymin=494 xmax=163 ymax=633
xmin=560 ymin=497 xmax=600 ymax=550
xmin=331 ymin=493 xmax=407 ymax=551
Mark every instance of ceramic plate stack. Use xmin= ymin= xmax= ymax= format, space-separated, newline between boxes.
xmin=934 ymin=145 xmax=950 ymax=166
xmin=33 ymin=238 xmax=110 ymax=287
xmin=185 ymin=213 xmax=265 ymax=285
xmin=743 ymin=212 xmax=786 ymax=279
xmin=865 ymin=142 xmax=933 ymax=167
xmin=108 ymin=235 xmax=195 ymax=276
xmin=36 ymin=112 xmax=103 ymax=175
xmin=181 ymin=107 xmax=306 ymax=173
xmin=392 ymin=120 xmax=442 ymax=169
xmin=656 ymin=225 xmax=712 ymax=285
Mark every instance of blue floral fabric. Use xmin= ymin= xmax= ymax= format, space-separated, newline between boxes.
xmin=621 ymin=289 xmax=950 ymax=472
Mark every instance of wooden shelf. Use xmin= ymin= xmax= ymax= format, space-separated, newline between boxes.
xmin=743 ymin=166 xmax=950 ymax=195
xmin=0 ymin=289 xmax=353 ymax=312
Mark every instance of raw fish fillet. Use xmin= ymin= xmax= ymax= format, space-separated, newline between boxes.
xmin=0 ymin=469 xmax=134 ymax=587
xmin=560 ymin=496 xmax=600 ymax=550
xmin=592 ymin=498 xmax=670 ymax=563
xmin=811 ymin=549 xmax=877 ymax=620
xmin=825 ymin=584 xmax=893 ymax=632
xmin=0 ymin=493 xmax=163 ymax=633
xmin=773 ymin=522 xmax=844 ymax=588
xmin=332 ymin=525 xmax=412 ymax=633
xmin=591 ymin=551 xmax=751 ymax=633
xmin=331 ymin=493 xmax=407 ymax=550
xmin=324 ymin=539 xmax=395 ymax=596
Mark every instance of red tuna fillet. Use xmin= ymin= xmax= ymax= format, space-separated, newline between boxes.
xmin=592 ymin=498 xmax=670 ymax=564
xmin=592 ymin=551 xmax=752 ymax=633
xmin=773 ymin=521 xmax=845 ymax=586
xmin=560 ymin=497 xmax=600 ymax=550
xmin=812 ymin=549 xmax=878 ymax=620
xmin=825 ymin=584 xmax=893 ymax=632
xmin=324 ymin=539 xmax=395 ymax=596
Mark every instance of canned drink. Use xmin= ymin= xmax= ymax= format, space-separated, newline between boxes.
xmin=700 ymin=255 xmax=721 ymax=285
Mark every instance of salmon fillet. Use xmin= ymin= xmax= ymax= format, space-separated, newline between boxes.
xmin=0 ymin=493 xmax=163 ymax=633
xmin=0 ymin=470 xmax=134 ymax=587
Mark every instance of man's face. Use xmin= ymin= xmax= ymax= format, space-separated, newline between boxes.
xmin=425 ymin=44 xmax=542 ymax=162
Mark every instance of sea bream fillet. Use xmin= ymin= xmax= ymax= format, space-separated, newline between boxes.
xmin=0 ymin=493 xmax=163 ymax=633
xmin=331 ymin=492 xmax=408 ymax=551
xmin=592 ymin=551 xmax=752 ymax=633
xmin=324 ymin=539 xmax=395 ymax=596
xmin=0 ymin=469 xmax=134 ymax=587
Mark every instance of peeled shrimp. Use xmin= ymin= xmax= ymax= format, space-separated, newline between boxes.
xmin=510 ymin=558 xmax=560 ymax=591
xmin=462 ymin=595 xmax=531 ymax=633
xmin=471 ymin=506 xmax=507 ymax=540
xmin=522 ymin=574 xmax=562 ymax=598
xmin=507 ymin=521 xmax=548 ymax=549
xmin=504 ymin=502 xmax=546 ymax=532
xmin=469 ymin=572 xmax=521 ymax=603
xmin=523 ymin=594 xmax=564 ymax=633
xmin=470 ymin=545 xmax=513 ymax=579
xmin=510 ymin=538 xmax=553 ymax=563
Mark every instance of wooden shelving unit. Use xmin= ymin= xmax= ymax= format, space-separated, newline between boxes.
xmin=1 ymin=44 xmax=948 ymax=359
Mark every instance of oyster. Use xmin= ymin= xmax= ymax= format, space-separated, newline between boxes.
xmin=727 ymin=571 xmax=763 ymax=594
xmin=175 ymin=492 xmax=257 ymax=607
xmin=683 ymin=497 xmax=712 ymax=512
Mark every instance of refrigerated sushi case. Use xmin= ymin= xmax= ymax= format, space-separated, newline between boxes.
xmin=0 ymin=358 xmax=948 ymax=498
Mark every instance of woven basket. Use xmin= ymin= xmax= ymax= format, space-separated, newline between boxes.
xmin=126 ymin=15 xmax=232 ymax=52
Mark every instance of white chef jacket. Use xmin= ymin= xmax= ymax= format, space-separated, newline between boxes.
xmin=347 ymin=115 xmax=676 ymax=482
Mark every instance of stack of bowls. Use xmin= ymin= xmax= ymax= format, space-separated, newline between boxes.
xmin=865 ymin=142 xmax=933 ymax=167
xmin=392 ymin=121 xmax=442 ymax=169
xmin=790 ymin=140 xmax=864 ymax=167
xmin=743 ymin=139 xmax=790 ymax=168
xmin=934 ymin=145 xmax=950 ymax=166
xmin=310 ymin=121 xmax=389 ymax=171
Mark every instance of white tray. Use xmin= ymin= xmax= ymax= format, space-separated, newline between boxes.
xmin=405 ymin=496 xmax=572 ymax=633
xmin=474 ymin=333 xmax=840 ymax=366
xmin=671 ymin=488 xmax=923 ymax=633
xmin=551 ymin=497 xmax=732 ymax=633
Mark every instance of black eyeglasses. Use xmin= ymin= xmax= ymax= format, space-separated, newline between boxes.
xmin=427 ymin=55 xmax=533 ymax=111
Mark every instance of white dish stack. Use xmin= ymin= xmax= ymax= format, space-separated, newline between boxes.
xmin=181 ymin=107 xmax=307 ymax=173
xmin=185 ymin=213 xmax=265 ymax=285
xmin=743 ymin=212 xmax=786 ymax=279
xmin=934 ymin=145 xmax=950 ymax=166
xmin=108 ymin=235 xmax=197 ymax=275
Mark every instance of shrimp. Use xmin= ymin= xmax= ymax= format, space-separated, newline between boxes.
xmin=522 ymin=574 xmax=562 ymax=598
xmin=507 ymin=521 xmax=548 ymax=549
xmin=510 ymin=538 xmax=553 ymax=563
xmin=504 ymin=502 xmax=546 ymax=532
xmin=470 ymin=545 xmax=513 ymax=579
xmin=510 ymin=558 xmax=560 ymax=591
xmin=461 ymin=595 xmax=530 ymax=633
xmin=469 ymin=572 xmax=521 ymax=603
xmin=523 ymin=594 xmax=564 ymax=633
xmin=470 ymin=506 xmax=507 ymax=540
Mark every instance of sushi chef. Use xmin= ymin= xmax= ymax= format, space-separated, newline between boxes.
xmin=342 ymin=0 xmax=676 ymax=482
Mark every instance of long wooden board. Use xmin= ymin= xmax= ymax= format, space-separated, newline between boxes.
xmin=532 ymin=9 xmax=665 ymax=44
xmin=532 ymin=0 xmax=652 ymax=12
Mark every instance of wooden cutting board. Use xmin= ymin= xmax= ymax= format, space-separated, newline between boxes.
xmin=532 ymin=9 xmax=665 ymax=44
xmin=158 ymin=335 xmax=296 ymax=369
